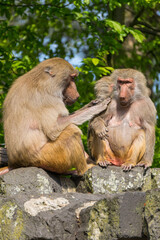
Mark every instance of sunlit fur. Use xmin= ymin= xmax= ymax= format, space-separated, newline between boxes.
xmin=3 ymin=58 xmax=109 ymax=175
xmin=88 ymin=69 xmax=156 ymax=171
xmin=94 ymin=76 xmax=114 ymax=100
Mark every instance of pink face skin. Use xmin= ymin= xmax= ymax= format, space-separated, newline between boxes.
xmin=117 ymin=77 xmax=135 ymax=106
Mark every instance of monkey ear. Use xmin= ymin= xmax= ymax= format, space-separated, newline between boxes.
xmin=44 ymin=67 xmax=55 ymax=77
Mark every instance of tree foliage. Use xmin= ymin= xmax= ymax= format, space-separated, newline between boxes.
xmin=0 ymin=0 xmax=160 ymax=166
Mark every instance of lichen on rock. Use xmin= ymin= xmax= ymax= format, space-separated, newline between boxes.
xmin=0 ymin=201 xmax=25 ymax=240
xmin=87 ymin=198 xmax=120 ymax=240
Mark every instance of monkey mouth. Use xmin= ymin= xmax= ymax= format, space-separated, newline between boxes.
xmin=63 ymin=96 xmax=77 ymax=106
xmin=120 ymin=101 xmax=127 ymax=106
xmin=119 ymin=100 xmax=130 ymax=107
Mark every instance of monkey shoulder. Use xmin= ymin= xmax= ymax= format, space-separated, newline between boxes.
xmin=104 ymin=99 xmax=116 ymax=117
xmin=95 ymin=99 xmax=115 ymax=124
xmin=106 ymin=98 xmax=116 ymax=111
xmin=131 ymin=97 xmax=155 ymax=111
xmin=132 ymin=97 xmax=156 ymax=125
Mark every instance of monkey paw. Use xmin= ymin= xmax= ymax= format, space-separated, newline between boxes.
xmin=98 ymin=128 xmax=109 ymax=140
xmin=89 ymin=97 xmax=111 ymax=106
xmin=136 ymin=161 xmax=151 ymax=169
xmin=98 ymin=160 xmax=112 ymax=168
xmin=121 ymin=163 xmax=135 ymax=171
xmin=89 ymin=99 xmax=102 ymax=105
xmin=95 ymin=125 xmax=108 ymax=139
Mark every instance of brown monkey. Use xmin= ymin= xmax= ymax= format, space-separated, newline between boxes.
xmin=88 ymin=69 xmax=156 ymax=171
xmin=3 ymin=58 xmax=110 ymax=175
xmin=89 ymin=76 xmax=114 ymax=139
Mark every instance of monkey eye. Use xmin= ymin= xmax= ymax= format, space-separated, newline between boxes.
xmin=70 ymin=73 xmax=77 ymax=81
xmin=71 ymin=76 xmax=76 ymax=82
xmin=117 ymin=80 xmax=124 ymax=85
xmin=118 ymin=80 xmax=132 ymax=85
xmin=125 ymin=81 xmax=132 ymax=84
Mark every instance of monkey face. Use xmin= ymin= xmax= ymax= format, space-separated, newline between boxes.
xmin=63 ymin=75 xmax=79 ymax=105
xmin=117 ymin=77 xmax=135 ymax=106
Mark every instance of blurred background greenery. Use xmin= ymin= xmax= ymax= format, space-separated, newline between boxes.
xmin=0 ymin=0 xmax=160 ymax=166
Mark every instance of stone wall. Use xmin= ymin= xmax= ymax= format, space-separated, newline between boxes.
xmin=0 ymin=166 xmax=159 ymax=240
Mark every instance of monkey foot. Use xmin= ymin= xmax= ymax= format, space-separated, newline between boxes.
xmin=0 ymin=166 xmax=12 ymax=175
xmin=136 ymin=161 xmax=151 ymax=169
xmin=121 ymin=163 xmax=134 ymax=171
xmin=98 ymin=160 xmax=112 ymax=168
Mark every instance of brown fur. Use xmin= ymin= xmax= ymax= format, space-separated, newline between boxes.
xmin=3 ymin=58 xmax=110 ymax=175
xmin=88 ymin=69 xmax=156 ymax=171
xmin=88 ymin=76 xmax=113 ymax=139
xmin=94 ymin=76 xmax=114 ymax=99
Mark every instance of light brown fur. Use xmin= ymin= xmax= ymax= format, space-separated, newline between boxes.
xmin=3 ymin=58 xmax=110 ymax=175
xmin=88 ymin=69 xmax=156 ymax=171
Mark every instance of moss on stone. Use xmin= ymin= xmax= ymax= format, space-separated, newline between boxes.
xmin=76 ymin=169 xmax=93 ymax=193
xmin=151 ymin=169 xmax=160 ymax=190
xmin=144 ymin=190 xmax=160 ymax=240
xmin=87 ymin=198 xmax=120 ymax=240
xmin=84 ymin=169 xmax=93 ymax=193
xmin=0 ymin=179 xmax=6 ymax=195
xmin=0 ymin=201 xmax=25 ymax=240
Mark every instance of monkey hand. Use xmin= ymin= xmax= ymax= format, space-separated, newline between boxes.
xmin=89 ymin=98 xmax=105 ymax=105
xmin=90 ymin=115 xmax=109 ymax=139
xmin=95 ymin=126 xmax=109 ymax=140
xmin=88 ymin=97 xmax=111 ymax=107
xmin=91 ymin=97 xmax=111 ymax=114
xmin=87 ymin=99 xmax=101 ymax=107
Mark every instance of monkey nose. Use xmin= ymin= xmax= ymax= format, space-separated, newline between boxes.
xmin=76 ymin=93 xmax=80 ymax=99
xmin=119 ymin=97 xmax=127 ymax=105
xmin=120 ymin=96 xmax=125 ymax=101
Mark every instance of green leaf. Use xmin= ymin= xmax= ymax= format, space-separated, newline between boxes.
xmin=106 ymin=67 xmax=114 ymax=71
xmin=97 ymin=67 xmax=110 ymax=74
xmin=129 ymin=29 xmax=145 ymax=43
xmin=83 ymin=0 xmax=90 ymax=5
xmin=105 ymin=19 xmax=123 ymax=33
xmin=75 ymin=12 xmax=83 ymax=18
xmin=92 ymin=58 xmax=99 ymax=66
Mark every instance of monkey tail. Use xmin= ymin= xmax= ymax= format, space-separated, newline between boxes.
xmin=0 ymin=166 xmax=12 ymax=176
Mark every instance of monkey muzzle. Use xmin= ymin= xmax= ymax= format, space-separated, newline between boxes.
xmin=119 ymin=98 xmax=132 ymax=107
xmin=63 ymin=96 xmax=78 ymax=106
xmin=120 ymin=100 xmax=128 ymax=106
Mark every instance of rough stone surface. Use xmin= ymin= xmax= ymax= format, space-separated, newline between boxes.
xmin=0 ymin=191 xmax=106 ymax=240
xmin=144 ymin=189 xmax=160 ymax=240
xmin=0 ymin=166 xmax=159 ymax=239
xmin=119 ymin=192 xmax=145 ymax=239
xmin=76 ymin=192 xmax=147 ymax=240
xmin=0 ymin=167 xmax=62 ymax=196
xmin=150 ymin=168 xmax=160 ymax=189
xmin=76 ymin=166 xmax=152 ymax=194
xmin=0 ymin=167 xmax=77 ymax=197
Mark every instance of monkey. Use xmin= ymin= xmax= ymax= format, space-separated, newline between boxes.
xmin=88 ymin=76 xmax=114 ymax=140
xmin=2 ymin=57 xmax=111 ymax=175
xmin=88 ymin=69 xmax=156 ymax=171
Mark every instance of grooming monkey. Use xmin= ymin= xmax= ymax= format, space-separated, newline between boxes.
xmin=3 ymin=58 xmax=110 ymax=175
xmin=88 ymin=69 xmax=156 ymax=171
